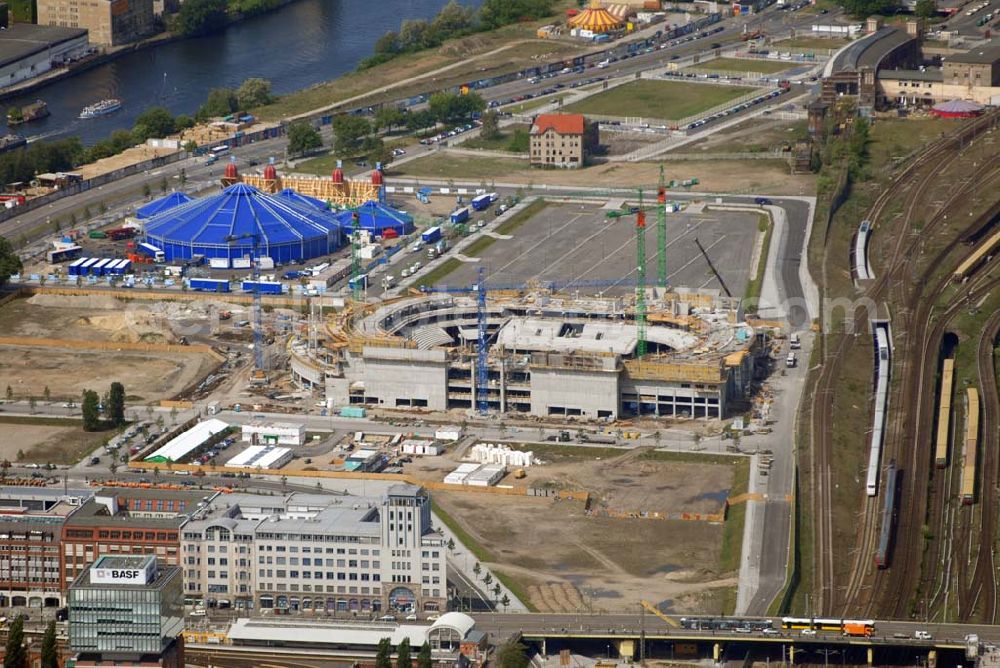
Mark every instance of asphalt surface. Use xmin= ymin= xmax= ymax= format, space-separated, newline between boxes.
xmin=441 ymin=204 xmax=760 ymax=296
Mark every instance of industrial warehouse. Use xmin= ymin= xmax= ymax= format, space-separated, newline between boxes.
xmin=290 ymin=287 xmax=757 ymax=419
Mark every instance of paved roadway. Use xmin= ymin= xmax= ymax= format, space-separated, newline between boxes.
xmin=468 ymin=612 xmax=989 ymax=647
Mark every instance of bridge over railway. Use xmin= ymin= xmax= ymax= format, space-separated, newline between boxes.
xmin=184 ymin=612 xmax=1000 ymax=668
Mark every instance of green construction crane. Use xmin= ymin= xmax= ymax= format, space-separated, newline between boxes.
xmin=657 ymin=165 xmax=668 ymax=289
xmin=350 ymin=211 xmax=363 ymax=302
xmin=635 ymin=189 xmax=648 ymax=359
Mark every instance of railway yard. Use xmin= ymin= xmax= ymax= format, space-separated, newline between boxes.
xmin=812 ymin=109 xmax=1000 ymax=625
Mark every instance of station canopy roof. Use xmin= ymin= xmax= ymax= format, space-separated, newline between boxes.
xmin=136 ymin=191 xmax=194 ymax=219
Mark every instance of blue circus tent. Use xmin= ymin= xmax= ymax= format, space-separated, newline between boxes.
xmin=143 ymin=183 xmax=343 ymax=263
xmin=275 ymin=187 xmax=328 ymax=211
xmin=136 ymin=191 xmax=194 ymax=219
xmin=334 ymin=200 xmax=414 ymax=237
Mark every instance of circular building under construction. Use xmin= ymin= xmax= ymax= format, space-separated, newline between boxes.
xmin=290 ymin=287 xmax=759 ymax=420
xmin=142 ymin=183 xmax=344 ymax=263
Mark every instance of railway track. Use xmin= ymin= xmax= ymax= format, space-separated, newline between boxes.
xmin=966 ymin=308 xmax=1000 ymax=621
xmin=811 ymin=109 xmax=1000 ymax=616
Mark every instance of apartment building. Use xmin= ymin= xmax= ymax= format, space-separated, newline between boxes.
xmin=181 ymin=485 xmax=447 ymax=614
xmin=37 ymin=0 xmax=155 ymax=46
xmin=529 ymin=113 xmax=598 ymax=168
xmin=61 ymin=488 xmax=211 ymax=588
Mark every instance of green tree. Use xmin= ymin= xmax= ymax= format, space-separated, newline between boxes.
xmin=3 ymin=614 xmax=26 ymax=668
xmin=479 ymin=110 xmax=501 ymax=140
xmin=7 ymin=107 xmax=23 ymax=124
xmin=483 ymin=572 xmax=493 ymax=587
xmin=132 ymin=106 xmax=177 ymax=142
xmin=175 ymin=0 xmax=228 ymax=37
xmin=473 ymin=561 xmax=481 ymax=578
xmin=237 ymin=77 xmax=274 ymax=108
xmin=397 ymin=638 xmax=412 ymax=668
xmin=43 ymin=386 xmax=51 ymax=403
xmin=374 ymin=30 xmax=401 ymax=55
xmin=399 ymin=18 xmax=431 ymax=50
xmin=0 ymin=236 xmax=23 ymax=289
xmin=375 ymin=106 xmax=406 ymax=133
xmin=432 ymin=0 xmax=474 ymax=36
xmin=175 ymin=114 xmax=195 ymax=130
xmin=332 ymin=115 xmax=372 ymax=157
xmin=363 ymin=136 xmax=393 ymax=168
xmin=287 ymin=122 xmax=323 ymax=155
xmin=480 ymin=0 xmax=556 ymax=29
xmin=838 ymin=0 xmax=894 ymax=17
xmin=446 ymin=538 xmax=455 ymax=551
xmin=41 ymin=620 xmax=58 ymax=668
xmin=81 ymin=389 xmax=101 ymax=432
xmin=5 ymin=385 xmax=11 ymax=400
xmin=495 ymin=639 xmax=530 ymax=668
xmin=183 ymin=140 xmax=199 ymax=153
xmin=501 ymin=593 xmax=510 ymax=611
xmin=143 ymin=183 xmax=152 ymax=198
xmin=197 ymin=87 xmax=239 ymax=120
xmin=108 ymin=381 xmax=126 ymax=426
xmin=28 ymin=396 xmax=36 ymax=414
xmin=418 ymin=641 xmax=433 ymax=668
xmin=429 ymin=91 xmax=485 ymax=124
xmin=375 ymin=638 xmax=393 ymax=668
xmin=406 ymin=109 xmax=436 ymax=133
xmin=915 ymin=0 xmax=936 ymax=19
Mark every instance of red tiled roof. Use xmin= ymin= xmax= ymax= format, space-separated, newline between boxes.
xmin=531 ymin=114 xmax=585 ymax=136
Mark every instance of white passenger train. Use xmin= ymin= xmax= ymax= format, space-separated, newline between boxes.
xmin=854 ymin=220 xmax=873 ymax=281
xmin=866 ymin=324 xmax=891 ymax=496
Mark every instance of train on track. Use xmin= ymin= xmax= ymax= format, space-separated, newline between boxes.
xmin=867 ymin=324 xmax=892 ymax=496
xmin=934 ymin=358 xmax=955 ymax=468
xmin=779 ymin=618 xmax=875 ymax=636
xmin=874 ymin=459 xmax=900 ymax=569
xmin=961 ymin=388 xmax=980 ymax=505
xmin=678 ymin=618 xmax=876 ymax=637
xmin=679 ymin=617 xmax=774 ymax=631
xmin=854 ymin=220 xmax=873 ymax=280
xmin=953 ymin=228 xmax=1000 ymax=281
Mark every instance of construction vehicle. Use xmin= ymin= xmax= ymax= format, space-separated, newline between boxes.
xmin=640 ymin=600 xmax=680 ymax=627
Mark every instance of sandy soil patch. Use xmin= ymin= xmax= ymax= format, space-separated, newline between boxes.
xmin=0 ymin=347 xmax=215 ymax=404
xmin=439 ymin=491 xmax=732 ymax=613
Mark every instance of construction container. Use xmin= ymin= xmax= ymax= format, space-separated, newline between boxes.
xmin=339 ymin=406 xmax=366 ymax=418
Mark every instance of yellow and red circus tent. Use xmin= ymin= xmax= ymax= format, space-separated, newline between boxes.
xmin=569 ymin=1 xmax=625 ymax=32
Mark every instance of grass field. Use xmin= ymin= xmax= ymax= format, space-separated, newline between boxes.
xmin=685 ymin=58 xmax=793 ymax=74
xmin=503 ymin=94 xmax=570 ymax=114
xmin=417 ymin=258 xmax=463 ymax=287
xmin=771 ymin=36 xmax=850 ymax=50
xmin=0 ymin=415 xmax=119 ymax=465
xmin=395 ymin=155 xmax=526 ymax=180
xmin=561 ymin=80 xmax=758 ymax=121
xmin=459 ymin=124 xmax=530 ymax=152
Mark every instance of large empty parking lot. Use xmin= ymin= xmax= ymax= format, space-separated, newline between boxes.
xmin=437 ymin=201 xmax=761 ymax=297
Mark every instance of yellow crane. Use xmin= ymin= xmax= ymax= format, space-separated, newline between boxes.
xmin=640 ymin=600 xmax=680 ymax=628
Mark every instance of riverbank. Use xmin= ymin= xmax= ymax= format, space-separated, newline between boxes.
xmin=0 ymin=0 xmax=305 ymax=106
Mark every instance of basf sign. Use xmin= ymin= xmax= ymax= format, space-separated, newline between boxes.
xmin=91 ymin=560 xmax=156 ymax=585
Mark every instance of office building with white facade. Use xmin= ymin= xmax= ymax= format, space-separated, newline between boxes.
xmin=180 ymin=485 xmax=447 ymax=614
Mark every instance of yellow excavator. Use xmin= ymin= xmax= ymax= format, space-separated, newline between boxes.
xmin=640 ymin=600 xmax=680 ymax=628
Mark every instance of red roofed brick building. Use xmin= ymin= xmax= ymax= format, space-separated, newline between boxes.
xmin=529 ymin=113 xmax=598 ymax=168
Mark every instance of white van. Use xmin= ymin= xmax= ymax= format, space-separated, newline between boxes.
xmin=790 ymin=333 xmax=801 ymax=349
xmin=785 ymin=353 xmax=796 ymax=368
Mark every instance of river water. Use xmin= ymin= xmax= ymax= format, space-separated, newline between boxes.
xmin=3 ymin=0 xmax=481 ymax=145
